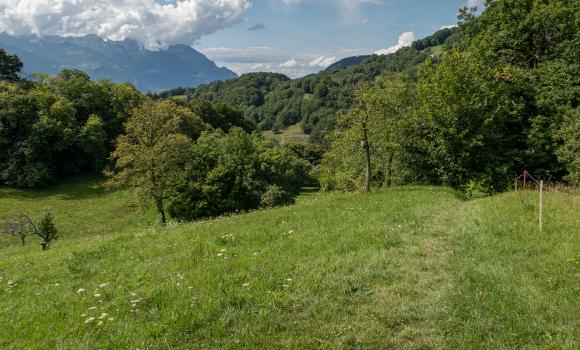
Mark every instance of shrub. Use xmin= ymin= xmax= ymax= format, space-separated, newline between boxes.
xmin=464 ymin=175 xmax=494 ymax=199
xmin=260 ymin=185 xmax=295 ymax=208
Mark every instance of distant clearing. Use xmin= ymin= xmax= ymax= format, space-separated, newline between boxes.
xmin=263 ymin=123 xmax=310 ymax=145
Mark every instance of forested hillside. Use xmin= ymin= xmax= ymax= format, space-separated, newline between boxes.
xmin=160 ymin=28 xmax=458 ymax=142
xmin=320 ymin=0 xmax=578 ymax=192
xmin=1 ymin=0 xmax=578 ymax=208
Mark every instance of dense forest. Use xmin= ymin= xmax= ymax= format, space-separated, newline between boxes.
xmin=1 ymin=0 xmax=578 ymax=222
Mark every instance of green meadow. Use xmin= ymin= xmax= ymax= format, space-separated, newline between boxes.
xmin=0 ymin=179 xmax=578 ymax=349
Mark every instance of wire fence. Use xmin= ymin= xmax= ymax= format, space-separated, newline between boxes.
xmin=514 ymin=170 xmax=579 ymax=199
xmin=514 ymin=170 xmax=578 ymax=231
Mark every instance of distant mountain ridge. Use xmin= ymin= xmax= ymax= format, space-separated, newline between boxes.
xmin=326 ymin=55 xmax=372 ymax=70
xmin=0 ymin=33 xmax=237 ymax=92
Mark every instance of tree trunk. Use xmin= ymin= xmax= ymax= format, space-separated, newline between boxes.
xmin=155 ymin=197 xmax=167 ymax=226
xmin=362 ymin=121 xmax=371 ymax=193
xmin=386 ymin=153 xmax=393 ymax=187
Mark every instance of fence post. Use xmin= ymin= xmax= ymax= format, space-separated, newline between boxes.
xmin=539 ymin=180 xmax=543 ymax=232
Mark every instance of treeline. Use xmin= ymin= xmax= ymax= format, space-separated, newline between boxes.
xmin=158 ymin=28 xmax=458 ymax=143
xmin=0 ymin=53 xmax=315 ymax=222
xmin=321 ymin=0 xmax=579 ymax=192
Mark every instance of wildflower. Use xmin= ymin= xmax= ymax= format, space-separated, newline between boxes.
xmin=97 ymin=320 xmax=103 ymax=326
xmin=131 ymin=303 xmax=137 ymax=308
xmin=35 ymin=292 xmax=42 ymax=296
xmin=283 ymin=284 xmax=289 ymax=288
xmin=286 ymin=278 xmax=293 ymax=282
xmin=88 ymin=306 xmax=98 ymax=310
xmin=99 ymin=313 xmax=108 ymax=319
xmin=288 ymin=230 xmax=294 ymax=234
xmin=85 ymin=317 xmax=95 ymax=324
xmin=108 ymin=317 xmax=114 ymax=321
xmin=242 ymin=283 xmax=250 ymax=287
xmin=77 ymin=288 xmax=86 ymax=294
xmin=54 ymin=283 xmax=60 ymax=287
xmin=217 ymin=253 xmax=223 ymax=257
xmin=99 ymin=283 xmax=108 ymax=288
xmin=94 ymin=294 xmax=102 ymax=298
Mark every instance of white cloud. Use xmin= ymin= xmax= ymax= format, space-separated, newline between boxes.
xmin=375 ymin=31 xmax=415 ymax=55
xmin=201 ymin=46 xmax=361 ymax=78
xmin=440 ymin=25 xmax=457 ymax=30
xmin=0 ymin=0 xmax=251 ymax=50
xmin=280 ymin=59 xmax=298 ymax=68
xmin=309 ymin=56 xmax=337 ymax=67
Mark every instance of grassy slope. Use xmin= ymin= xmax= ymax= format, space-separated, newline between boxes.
xmin=263 ymin=123 xmax=310 ymax=145
xmin=0 ymin=175 xmax=157 ymax=248
xmin=0 ymin=181 xmax=578 ymax=349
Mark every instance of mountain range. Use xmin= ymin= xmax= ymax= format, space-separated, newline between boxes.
xmin=0 ymin=34 xmax=237 ymax=92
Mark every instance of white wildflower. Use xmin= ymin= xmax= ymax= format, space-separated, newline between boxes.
xmin=94 ymin=294 xmax=101 ymax=298
xmin=88 ymin=306 xmax=97 ymax=310
xmin=77 ymin=288 xmax=86 ymax=294
xmin=242 ymin=283 xmax=250 ymax=287
xmin=97 ymin=320 xmax=103 ymax=326
xmin=99 ymin=283 xmax=108 ymax=288
xmin=85 ymin=317 xmax=95 ymax=324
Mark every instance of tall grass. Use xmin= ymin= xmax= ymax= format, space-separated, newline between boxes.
xmin=0 ymin=180 xmax=577 ymax=349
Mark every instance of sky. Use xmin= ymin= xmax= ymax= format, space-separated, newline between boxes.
xmin=0 ymin=0 xmax=486 ymax=78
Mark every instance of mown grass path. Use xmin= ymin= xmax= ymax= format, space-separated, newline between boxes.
xmin=0 ymin=185 xmax=578 ymax=349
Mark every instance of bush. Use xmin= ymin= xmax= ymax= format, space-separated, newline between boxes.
xmin=464 ymin=175 xmax=494 ymax=199
xmin=167 ymin=128 xmax=309 ymax=221
xmin=260 ymin=185 xmax=295 ymax=208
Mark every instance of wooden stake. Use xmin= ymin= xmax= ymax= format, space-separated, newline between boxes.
xmin=539 ymin=180 xmax=543 ymax=232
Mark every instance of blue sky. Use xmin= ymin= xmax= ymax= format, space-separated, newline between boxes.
xmin=196 ymin=0 xmax=481 ymax=77
xmin=1 ymin=0 xmax=484 ymax=78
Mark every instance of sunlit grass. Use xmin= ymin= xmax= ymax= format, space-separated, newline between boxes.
xmin=0 ymin=179 xmax=578 ymax=349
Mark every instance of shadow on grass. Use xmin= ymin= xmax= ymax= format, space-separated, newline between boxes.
xmin=0 ymin=174 xmax=109 ymax=201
